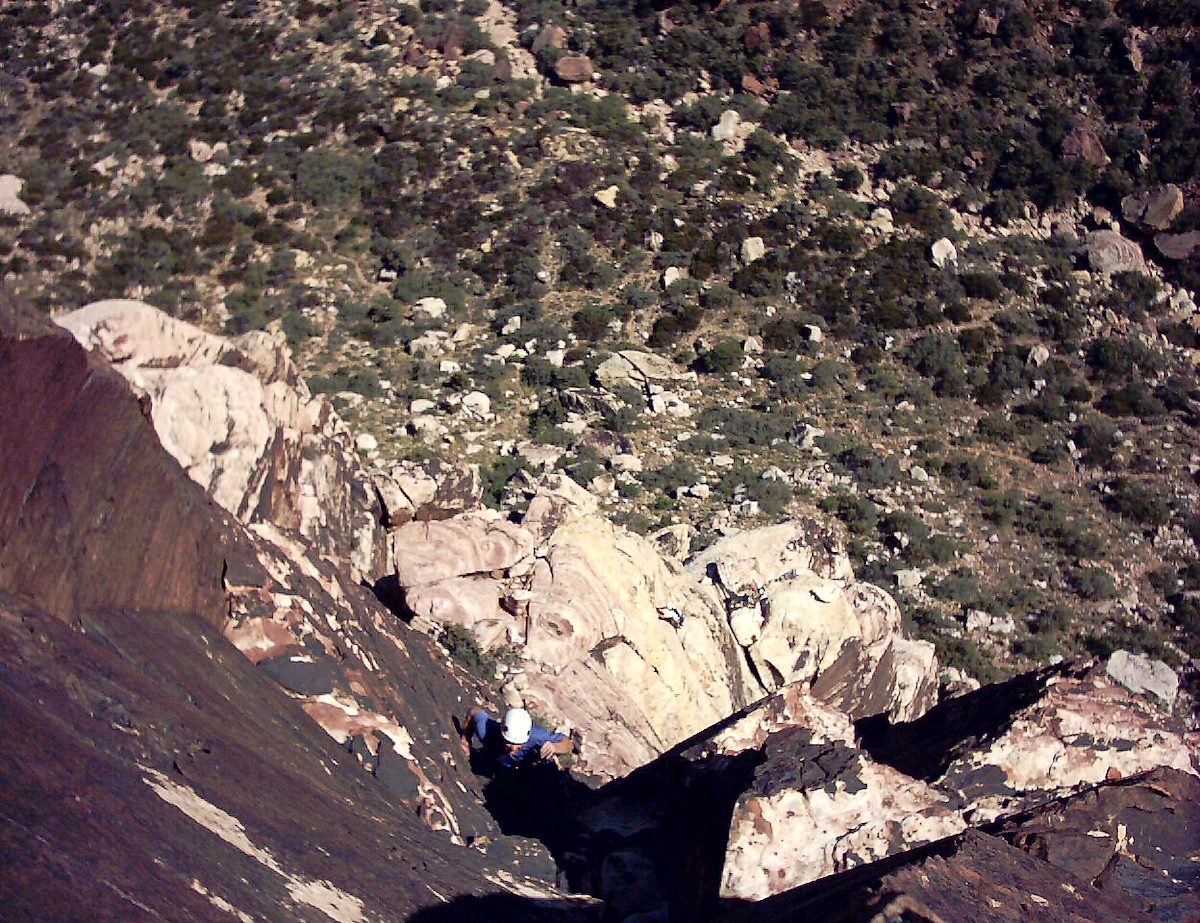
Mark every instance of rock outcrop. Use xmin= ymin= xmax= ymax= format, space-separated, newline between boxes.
xmin=858 ymin=661 xmax=1198 ymax=819
xmin=56 ymin=300 xmax=385 ymax=578
xmin=690 ymin=524 xmax=939 ymax=722
xmin=0 ymin=291 xmax=581 ymax=920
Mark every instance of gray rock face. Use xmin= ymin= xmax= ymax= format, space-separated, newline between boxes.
xmin=1085 ymin=230 xmax=1146 ymax=275
xmin=1105 ymin=649 xmax=1178 ymax=708
xmin=1121 ymin=184 xmax=1184 ymax=230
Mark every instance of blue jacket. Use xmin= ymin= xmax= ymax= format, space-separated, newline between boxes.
xmin=471 ymin=710 xmax=565 ymax=770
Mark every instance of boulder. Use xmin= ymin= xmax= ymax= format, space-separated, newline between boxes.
xmin=1105 ymin=649 xmax=1178 ymax=708
xmin=1085 ymin=230 xmax=1146 ymax=275
xmin=1155 ymin=230 xmax=1200 ymax=261
xmin=931 ymin=237 xmax=958 ymax=268
xmin=413 ymin=296 xmax=448 ymax=319
xmin=1062 ymin=129 xmax=1109 ymax=166
xmin=530 ymin=23 xmax=567 ymax=54
xmin=0 ymin=174 xmax=32 ymax=215
xmin=594 ymin=349 xmax=684 ymax=395
xmin=740 ymin=236 xmax=766 ymax=264
xmin=711 ymin=110 xmax=741 ymax=143
xmin=593 ymin=185 xmax=619 ymax=209
xmin=553 ymin=54 xmax=594 ymax=83
xmin=1120 ymin=184 xmax=1183 ymax=230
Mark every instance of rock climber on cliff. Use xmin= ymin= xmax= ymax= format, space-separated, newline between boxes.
xmin=461 ymin=705 xmax=574 ymax=773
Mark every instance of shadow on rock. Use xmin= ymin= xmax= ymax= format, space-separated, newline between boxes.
xmin=404 ymin=892 xmax=599 ymax=923
xmin=480 ymin=761 xmax=599 ymax=893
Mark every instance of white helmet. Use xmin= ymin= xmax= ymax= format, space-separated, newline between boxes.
xmin=502 ymin=707 xmax=532 ymax=745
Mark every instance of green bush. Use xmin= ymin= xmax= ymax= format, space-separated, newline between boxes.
xmin=696 ymin=338 xmax=744 ymax=374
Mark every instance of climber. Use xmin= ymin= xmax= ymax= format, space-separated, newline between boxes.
xmin=461 ymin=705 xmax=574 ymax=773
xmin=658 ymin=605 xmax=685 ymax=629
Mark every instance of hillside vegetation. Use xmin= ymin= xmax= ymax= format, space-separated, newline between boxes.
xmin=1 ymin=0 xmax=1197 ymax=691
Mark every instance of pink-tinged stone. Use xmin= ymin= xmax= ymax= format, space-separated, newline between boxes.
xmin=1061 ymin=128 xmax=1108 ymax=165
xmin=391 ymin=513 xmax=534 ymax=587
xmin=553 ymin=54 xmax=594 ymax=83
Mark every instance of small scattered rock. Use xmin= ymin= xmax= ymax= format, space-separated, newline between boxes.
xmin=594 ymin=185 xmax=619 ymax=209
xmin=356 ymin=433 xmax=379 ymax=453
xmin=931 ymin=238 xmax=958 ymax=268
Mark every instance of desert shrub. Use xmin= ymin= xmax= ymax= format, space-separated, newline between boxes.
xmin=297 ymin=147 xmax=364 ymax=206
xmin=1072 ymin=566 xmax=1118 ymax=600
xmin=642 ymin=459 xmax=700 ymax=496
xmin=935 ymin=635 xmax=1003 ymax=684
xmin=1098 ymin=382 xmax=1167 ymax=420
xmin=1102 ymin=477 xmax=1171 ymax=528
xmin=572 ymin=302 xmax=615 ymax=341
xmin=821 ymin=492 xmax=881 ymax=535
xmin=696 ymin=338 xmax=745 ymax=374
xmin=697 ymin=406 xmax=792 ymax=448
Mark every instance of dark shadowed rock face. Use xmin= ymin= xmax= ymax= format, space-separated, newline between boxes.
xmin=0 ymin=293 xmax=229 ymax=627
xmin=0 ymin=291 xmax=586 ymax=921
xmin=991 ymin=768 xmax=1200 ymax=920
xmin=715 ymin=766 xmax=1199 ymax=923
xmin=717 ymin=828 xmax=1150 ymax=923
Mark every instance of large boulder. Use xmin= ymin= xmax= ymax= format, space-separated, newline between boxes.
xmin=1085 ymin=230 xmax=1146 ymax=275
xmin=594 ymin=349 xmax=686 ymax=396
xmin=1121 ymin=184 xmax=1184 ymax=231
xmin=55 ymin=300 xmax=384 ymax=578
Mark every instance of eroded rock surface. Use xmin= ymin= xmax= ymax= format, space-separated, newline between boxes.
xmin=56 ymin=299 xmax=384 ymax=578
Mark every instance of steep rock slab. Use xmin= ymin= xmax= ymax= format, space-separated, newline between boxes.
xmin=56 ymin=299 xmax=384 ymax=578
xmin=0 ymin=294 xmax=228 ymax=626
xmin=522 ymin=513 xmax=762 ymax=778
xmin=0 ymin=294 xmax=578 ymax=919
